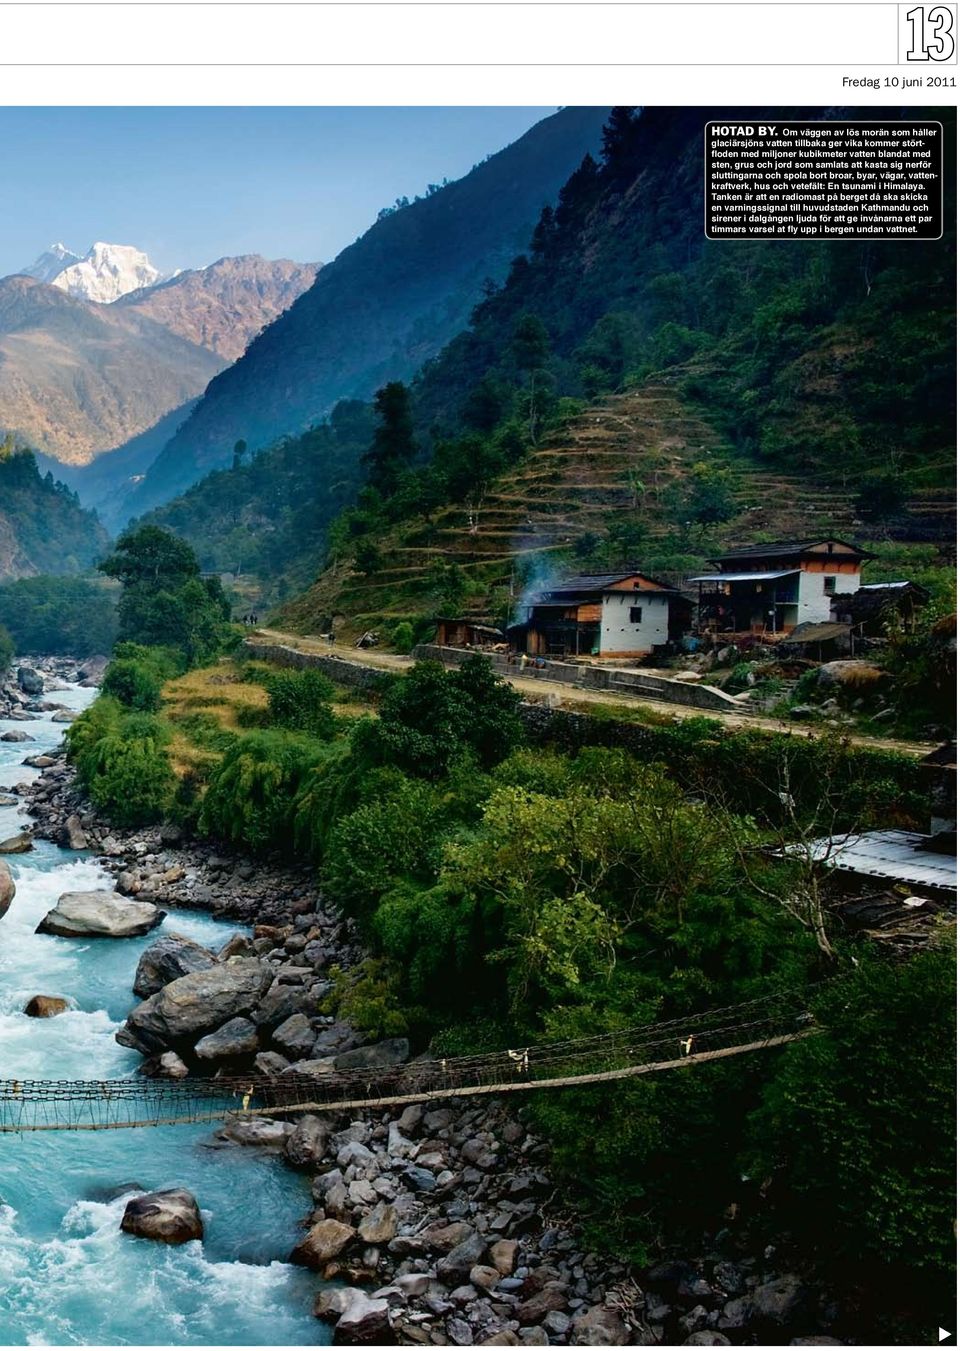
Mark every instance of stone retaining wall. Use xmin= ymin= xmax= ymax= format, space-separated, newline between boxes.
xmin=242 ymin=641 xmax=389 ymax=692
xmin=414 ymin=643 xmax=745 ymax=713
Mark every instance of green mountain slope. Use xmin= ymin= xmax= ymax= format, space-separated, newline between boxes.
xmin=0 ymin=442 xmax=109 ymax=580
xmin=124 ymin=107 xmax=610 ymax=517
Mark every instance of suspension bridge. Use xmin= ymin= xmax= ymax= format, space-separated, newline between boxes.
xmin=0 ymin=991 xmax=818 ymax=1133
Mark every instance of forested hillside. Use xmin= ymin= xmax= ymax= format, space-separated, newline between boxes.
xmin=284 ymin=105 xmax=955 ymax=628
xmin=0 ymin=438 xmax=109 ymax=579
xmin=143 ymin=106 xmax=955 ymax=629
xmin=124 ymin=106 xmax=610 ymax=516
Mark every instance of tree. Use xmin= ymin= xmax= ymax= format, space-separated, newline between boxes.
xmin=748 ymin=945 xmax=956 ymax=1332
xmin=232 ymin=438 xmax=248 ymax=471
xmin=364 ymin=382 xmax=417 ymax=495
xmin=0 ymin=625 xmax=13 ymax=672
xmin=98 ymin=525 xmax=232 ymax=665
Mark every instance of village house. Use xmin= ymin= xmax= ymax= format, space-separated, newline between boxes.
xmin=690 ymin=538 xmax=873 ymax=636
xmin=507 ymin=570 xmax=690 ymax=659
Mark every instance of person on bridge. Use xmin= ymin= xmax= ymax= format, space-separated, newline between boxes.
xmin=680 ymin=1034 xmax=696 ymax=1056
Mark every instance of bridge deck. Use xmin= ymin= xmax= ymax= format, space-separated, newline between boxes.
xmin=0 ymin=993 xmax=817 ymax=1133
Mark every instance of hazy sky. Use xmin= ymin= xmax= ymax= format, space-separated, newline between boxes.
xmin=0 ymin=107 xmax=554 ymax=277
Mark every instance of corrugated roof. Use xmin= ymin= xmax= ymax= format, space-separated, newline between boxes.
xmin=795 ymin=829 xmax=957 ymax=893
xmin=542 ymin=571 xmax=674 ymax=594
xmin=779 ymin=621 xmax=852 ymax=644
xmin=707 ymin=537 xmax=871 ymax=563
xmin=688 ymin=570 xmax=800 ymax=583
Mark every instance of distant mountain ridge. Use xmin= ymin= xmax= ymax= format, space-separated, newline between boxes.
xmin=0 ymin=257 xmax=318 ymax=467
xmin=47 ymin=241 xmax=163 ymax=304
xmin=116 ymin=255 xmax=319 ymax=361
xmin=123 ymin=105 xmax=610 ymax=518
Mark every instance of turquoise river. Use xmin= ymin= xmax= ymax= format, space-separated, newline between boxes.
xmin=0 ymin=680 xmax=324 ymax=1344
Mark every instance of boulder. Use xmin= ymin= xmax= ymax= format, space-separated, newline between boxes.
xmin=133 ymin=933 xmax=219 ymax=998
xmin=332 ymin=1291 xmax=391 ymax=1344
xmin=0 ymin=860 xmax=14 ymax=919
xmin=23 ymin=755 xmax=57 ymax=769
xmin=358 ymin=1202 xmax=398 ymax=1245
xmin=569 ymin=1305 xmax=632 ymax=1346
xmin=217 ymin=1117 xmax=294 ymax=1148
xmin=0 ymin=833 xmax=32 ymax=854
xmin=17 ymin=667 xmax=44 ymax=695
xmin=272 ymin=1012 xmax=317 ymax=1058
xmin=58 ymin=815 xmax=88 ymax=850
xmin=684 ymin=1335 xmax=731 ymax=1346
xmin=194 ymin=1017 xmax=260 ymax=1061
xmin=290 ymin=1217 xmax=356 ymax=1269
xmin=254 ymin=1050 xmax=290 ymax=1076
xmin=749 ymin=1275 xmax=808 ymax=1326
xmin=37 ymin=891 xmax=164 ymax=939
xmin=24 ymin=995 xmax=70 ymax=1018
xmin=437 ymin=1230 xmax=489 ymax=1285
xmin=0 ymin=730 xmax=32 ymax=742
xmin=117 ymin=959 xmax=272 ymax=1053
xmin=120 ymin=1188 xmax=203 ymax=1245
xmin=516 ymin=1286 xmax=569 ymax=1325
xmin=285 ymin=1114 xmax=331 ymax=1169
xmin=490 ymin=1239 xmax=520 ymax=1275
xmin=333 ymin=1037 xmax=410 ymax=1072
xmin=51 ymin=710 xmax=77 ymax=723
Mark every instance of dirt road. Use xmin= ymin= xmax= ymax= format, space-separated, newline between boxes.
xmin=250 ymin=629 xmax=936 ymax=758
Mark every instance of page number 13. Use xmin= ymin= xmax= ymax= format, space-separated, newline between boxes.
xmin=904 ymin=4 xmax=956 ymax=59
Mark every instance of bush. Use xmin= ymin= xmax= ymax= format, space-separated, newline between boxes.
xmin=748 ymin=944 xmax=956 ymax=1304
xmin=266 ymin=668 xmax=337 ymax=739
xmin=101 ymin=657 xmax=164 ymax=712
xmin=199 ymin=730 xmax=327 ymax=852
xmin=67 ymin=702 xmax=174 ymax=827
xmin=391 ymin=621 xmax=415 ymax=655
xmin=374 ymin=656 xmax=523 ymax=778
xmin=0 ymin=625 xmax=13 ymax=672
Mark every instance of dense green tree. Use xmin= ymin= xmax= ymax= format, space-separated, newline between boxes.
xmin=373 ymin=656 xmax=522 ymax=778
xmin=0 ymin=625 xmax=13 ymax=672
xmin=748 ymin=945 xmax=956 ymax=1329
xmin=98 ymin=525 xmax=233 ymax=665
xmin=363 ymin=382 xmax=417 ymax=495
xmin=0 ymin=576 xmax=117 ymax=657
xmin=101 ymin=657 xmax=164 ymax=712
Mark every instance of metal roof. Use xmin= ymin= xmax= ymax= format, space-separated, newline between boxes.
xmin=543 ymin=571 xmax=673 ymax=594
xmin=688 ymin=570 xmax=800 ymax=583
xmin=779 ymin=621 xmax=852 ymax=644
xmin=795 ymin=829 xmax=957 ymax=893
xmin=707 ymin=537 xmax=871 ymax=563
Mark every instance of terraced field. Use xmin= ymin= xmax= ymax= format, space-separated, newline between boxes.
xmin=279 ymin=380 xmax=954 ymax=636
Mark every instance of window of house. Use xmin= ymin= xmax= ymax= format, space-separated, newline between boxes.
xmin=629 ymin=606 xmax=643 ymax=623
xmin=823 ymin=576 xmax=836 ymax=595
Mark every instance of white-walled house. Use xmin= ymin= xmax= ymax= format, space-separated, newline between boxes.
xmin=511 ymin=571 xmax=690 ymax=658
xmin=690 ymin=538 xmax=872 ymax=636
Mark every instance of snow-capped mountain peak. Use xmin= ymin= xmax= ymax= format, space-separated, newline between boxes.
xmin=22 ymin=242 xmax=82 ymax=285
xmin=50 ymin=242 xmax=164 ymax=304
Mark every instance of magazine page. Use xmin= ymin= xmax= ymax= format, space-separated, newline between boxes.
xmin=0 ymin=6 xmax=955 ymax=1351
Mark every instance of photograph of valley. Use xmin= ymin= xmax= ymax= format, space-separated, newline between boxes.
xmin=0 ymin=104 xmax=954 ymax=1349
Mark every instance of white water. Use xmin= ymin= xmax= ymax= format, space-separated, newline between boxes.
xmin=0 ymin=681 xmax=325 ymax=1345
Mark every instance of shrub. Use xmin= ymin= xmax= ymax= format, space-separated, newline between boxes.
xmin=0 ymin=625 xmax=13 ymax=672
xmin=374 ymin=656 xmax=522 ymax=778
xmin=391 ymin=620 xmax=415 ymax=655
xmin=199 ymin=730 xmax=327 ymax=852
xmin=101 ymin=657 xmax=164 ymax=712
xmin=68 ymin=704 xmax=174 ymax=827
xmin=748 ymin=945 xmax=956 ymax=1292
xmin=266 ymin=668 xmax=337 ymax=739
